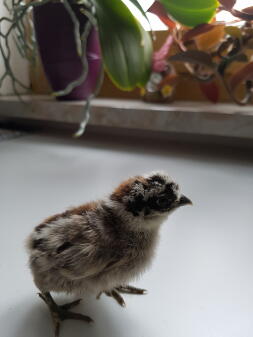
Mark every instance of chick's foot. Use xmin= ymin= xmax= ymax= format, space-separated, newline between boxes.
xmin=38 ymin=292 xmax=93 ymax=337
xmin=97 ymin=285 xmax=147 ymax=308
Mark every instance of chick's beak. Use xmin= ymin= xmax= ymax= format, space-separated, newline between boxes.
xmin=177 ymin=195 xmax=192 ymax=207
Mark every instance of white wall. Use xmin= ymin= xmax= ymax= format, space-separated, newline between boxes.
xmin=0 ymin=2 xmax=29 ymax=95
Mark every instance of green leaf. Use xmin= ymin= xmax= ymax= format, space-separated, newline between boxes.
xmin=127 ymin=0 xmax=151 ymax=29
xmin=137 ymin=21 xmax=153 ymax=87
xmin=92 ymin=0 xmax=152 ymax=90
xmin=159 ymin=0 xmax=219 ymax=27
xmin=170 ymin=50 xmax=216 ymax=70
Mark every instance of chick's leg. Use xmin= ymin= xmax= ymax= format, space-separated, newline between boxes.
xmin=38 ymin=292 xmax=93 ymax=337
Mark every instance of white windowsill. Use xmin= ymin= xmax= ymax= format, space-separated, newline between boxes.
xmin=0 ymin=95 xmax=252 ymax=140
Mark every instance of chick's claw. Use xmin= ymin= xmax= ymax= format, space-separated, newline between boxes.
xmin=105 ymin=289 xmax=126 ymax=307
xmin=99 ymin=285 xmax=147 ymax=307
xmin=96 ymin=289 xmax=126 ymax=307
xmin=38 ymin=292 xmax=93 ymax=337
xmin=117 ymin=285 xmax=148 ymax=295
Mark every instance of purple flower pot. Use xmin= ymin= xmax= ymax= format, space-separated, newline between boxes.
xmin=33 ymin=3 xmax=102 ymax=101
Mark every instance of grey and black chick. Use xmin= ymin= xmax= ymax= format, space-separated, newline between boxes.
xmin=26 ymin=172 xmax=192 ymax=336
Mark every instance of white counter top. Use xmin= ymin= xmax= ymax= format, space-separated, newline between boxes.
xmin=0 ymin=131 xmax=253 ymax=337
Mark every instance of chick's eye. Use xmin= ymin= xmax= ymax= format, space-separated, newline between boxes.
xmin=157 ymin=196 xmax=169 ymax=208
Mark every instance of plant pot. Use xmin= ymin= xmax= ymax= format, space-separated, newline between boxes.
xmin=33 ymin=2 xmax=102 ymax=101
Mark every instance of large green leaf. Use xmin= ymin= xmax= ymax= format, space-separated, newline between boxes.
xmin=92 ymin=0 xmax=152 ymax=90
xmin=159 ymin=0 xmax=219 ymax=27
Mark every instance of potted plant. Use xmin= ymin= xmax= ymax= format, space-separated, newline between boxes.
xmin=143 ymin=0 xmax=253 ymax=105
xmin=0 ymin=0 xmax=153 ymax=96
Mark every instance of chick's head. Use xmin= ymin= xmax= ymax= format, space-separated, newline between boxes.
xmin=110 ymin=172 xmax=192 ymax=220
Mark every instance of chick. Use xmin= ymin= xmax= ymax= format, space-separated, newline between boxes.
xmin=26 ymin=172 xmax=192 ymax=336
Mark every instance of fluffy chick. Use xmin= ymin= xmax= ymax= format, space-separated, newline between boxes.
xmin=26 ymin=172 xmax=192 ymax=336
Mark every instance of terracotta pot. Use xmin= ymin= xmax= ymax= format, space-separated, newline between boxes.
xmin=33 ymin=2 xmax=102 ymax=101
